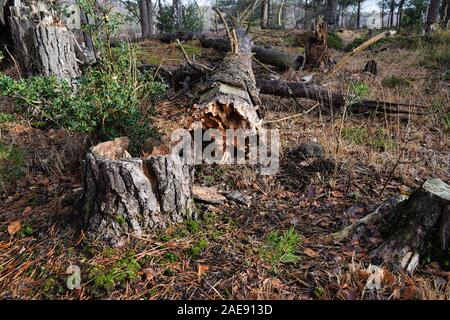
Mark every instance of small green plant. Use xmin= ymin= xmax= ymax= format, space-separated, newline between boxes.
xmin=443 ymin=114 xmax=450 ymax=132
xmin=313 ymin=287 xmax=324 ymax=298
xmin=341 ymin=127 xmax=396 ymax=151
xmin=382 ymin=76 xmax=411 ymax=88
xmin=349 ymin=81 xmax=370 ymax=97
xmin=260 ymin=227 xmax=301 ymax=272
xmin=0 ymin=112 xmax=15 ymax=124
xmin=188 ymin=239 xmax=208 ymax=258
xmin=162 ymin=252 xmax=179 ymax=263
xmin=0 ymin=143 xmax=26 ymax=191
xmin=115 ymin=214 xmax=126 ymax=227
xmin=17 ymin=223 xmax=34 ymax=238
xmin=186 ymin=219 xmax=200 ymax=234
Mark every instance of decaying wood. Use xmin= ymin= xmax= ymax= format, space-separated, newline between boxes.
xmin=363 ymin=59 xmax=378 ymax=75
xmin=334 ymin=179 xmax=450 ymax=273
xmin=158 ymin=31 xmax=196 ymax=43
xmin=81 ymin=137 xmax=194 ymax=246
xmin=304 ymin=19 xmax=334 ymax=70
xmin=8 ymin=2 xmax=80 ymax=80
xmin=193 ymin=28 xmax=262 ymax=134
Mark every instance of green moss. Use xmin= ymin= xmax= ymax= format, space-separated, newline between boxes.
xmin=16 ymin=223 xmax=34 ymax=238
xmin=88 ymin=252 xmax=141 ymax=292
xmin=162 ymin=252 xmax=179 ymax=263
xmin=188 ymin=239 xmax=208 ymax=258
xmin=115 ymin=214 xmax=126 ymax=227
xmin=0 ymin=142 xmax=26 ymax=191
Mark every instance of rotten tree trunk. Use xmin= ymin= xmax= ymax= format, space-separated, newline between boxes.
xmin=193 ymin=28 xmax=262 ymax=133
xmin=304 ymin=18 xmax=333 ymax=70
xmin=199 ymin=36 xmax=304 ymax=71
xmin=81 ymin=137 xmax=194 ymax=246
xmin=8 ymin=4 xmax=80 ymax=80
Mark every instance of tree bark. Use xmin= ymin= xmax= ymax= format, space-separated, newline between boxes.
xmin=326 ymin=0 xmax=338 ymax=29
xmin=8 ymin=4 xmax=80 ymax=80
xmin=389 ymin=0 xmax=395 ymax=27
xmin=139 ymin=0 xmax=150 ymax=37
xmin=357 ymin=0 xmax=361 ymax=29
xmin=425 ymin=0 xmax=441 ymax=33
xmin=333 ymin=179 xmax=450 ymax=273
xmin=440 ymin=0 xmax=450 ymax=29
xmin=81 ymin=137 xmax=194 ymax=247
xmin=304 ymin=18 xmax=333 ymax=69
xmin=397 ymin=0 xmax=405 ymax=28
xmin=261 ymin=0 xmax=269 ymax=28
xmin=173 ymin=0 xmax=183 ymax=30
xmin=147 ymin=0 xmax=154 ymax=35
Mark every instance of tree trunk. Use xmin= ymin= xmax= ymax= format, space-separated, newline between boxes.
xmin=425 ymin=0 xmax=441 ymax=33
xmin=199 ymin=36 xmax=304 ymax=71
xmin=389 ymin=0 xmax=395 ymax=27
xmin=193 ymin=28 xmax=262 ymax=134
xmin=81 ymin=137 xmax=194 ymax=247
xmin=139 ymin=0 xmax=150 ymax=37
xmin=8 ymin=4 xmax=80 ymax=80
xmin=333 ymin=179 xmax=450 ymax=273
xmin=147 ymin=0 xmax=154 ymax=35
xmin=79 ymin=8 xmax=95 ymax=52
xmin=440 ymin=0 xmax=450 ymax=29
xmin=173 ymin=0 xmax=183 ymax=30
xmin=278 ymin=0 xmax=285 ymax=27
xmin=357 ymin=0 xmax=361 ymax=29
xmin=397 ymin=0 xmax=405 ymax=28
xmin=381 ymin=0 xmax=385 ymax=28
xmin=261 ymin=0 xmax=269 ymax=28
xmin=326 ymin=0 xmax=338 ymax=29
xmin=304 ymin=18 xmax=333 ymax=69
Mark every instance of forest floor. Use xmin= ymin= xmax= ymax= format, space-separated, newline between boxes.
xmin=0 ymin=29 xmax=449 ymax=300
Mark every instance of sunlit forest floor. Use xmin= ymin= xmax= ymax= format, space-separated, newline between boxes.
xmin=0 ymin=29 xmax=449 ymax=299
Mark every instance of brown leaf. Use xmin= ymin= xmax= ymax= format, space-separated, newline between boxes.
xmin=197 ymin=264 xmax=209 ymax=279
xmin=7 ymin=220 xmax=21 ymax=236
xmin=342 ymin=288 xmax=358 ymax=300
xmin=143 ymin=268 xmax=157 ymax=282
xmin=304 ymin=248 xmax=319 ymax=258
xmin=37 ymin=177 xmax=50 ymax=186
xmin=22 ymin=206 xmax=32 ymax=215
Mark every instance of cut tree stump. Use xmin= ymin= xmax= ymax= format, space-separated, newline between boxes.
xmin=8 ymin=2 xmax=80 ymax=80
xmin=81 ymin=137 xmax=194 ymax=246
xmin=333 ymin=179 xmax=450 ymax=273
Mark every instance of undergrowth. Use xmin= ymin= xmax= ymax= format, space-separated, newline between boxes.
xmin=260 ymin=227 xmax=301 ymax=272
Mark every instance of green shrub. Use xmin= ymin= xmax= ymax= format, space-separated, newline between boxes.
xmin=260 ymin=227 xmax=301 ymax=272
xmin=417 ymin=31 xmax=450 ymax=69
xmin=0 ymin=42 xmax=167 ymax=155
xmin=0 ymin=112 xmax=15 ymax=124
xmin=327 ymin=32 xmax=344 ymax=50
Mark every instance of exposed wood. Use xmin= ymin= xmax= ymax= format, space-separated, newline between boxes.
xmin=193 ymin=28 xmax=262 ymax=134
xmin=81 ymin=137 xmax=194 ymax=247
xmin=304 ymin=18 xmax=334 ymax=70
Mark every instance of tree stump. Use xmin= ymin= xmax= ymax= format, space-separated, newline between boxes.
xmin=333 ymin=179 xmax=450 ymax=272
xmin=81 ymin=138 xmax=194 ymax=246
xmin=372 ymin=179 xmax=450 ymax=272
xmin=304 ymin=18 xmax=334 ymax=70
xmin=8 ymin=2 xmax=80 ymax=80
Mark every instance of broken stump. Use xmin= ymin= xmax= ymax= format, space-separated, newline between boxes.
xmin=81 ymin=137 xmax=194 ymax=246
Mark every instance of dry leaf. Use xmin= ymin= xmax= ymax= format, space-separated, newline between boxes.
xmin=37 ymin=177 xmax=50 ymax=186
xmin=7 ymin=220 xmax=21 ymax=236
xmin=304 ymin=248 xmax=319 ymax=258
xmin=143 ymin=268 xmax=157 ymax=282
xmin=22 ymin=206 xmax=32 ymax=215
xmin=197 ymin=264 xmax=209 ymax=279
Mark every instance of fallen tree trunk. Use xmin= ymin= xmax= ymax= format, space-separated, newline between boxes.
xmin=158 ymin=31 xmax=196 ymax=43
xmin=193 ymin=28 xmax=262 ymax=133
xmin=8 ymin=3 xmax=80 ymax=80
xmin=333 ymin=179 xmax=450 ymax=273
xmin=199 ymin=35 xmax=304 ymax=71
xmin=81 ymin=137 xmax=194 ymax=246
